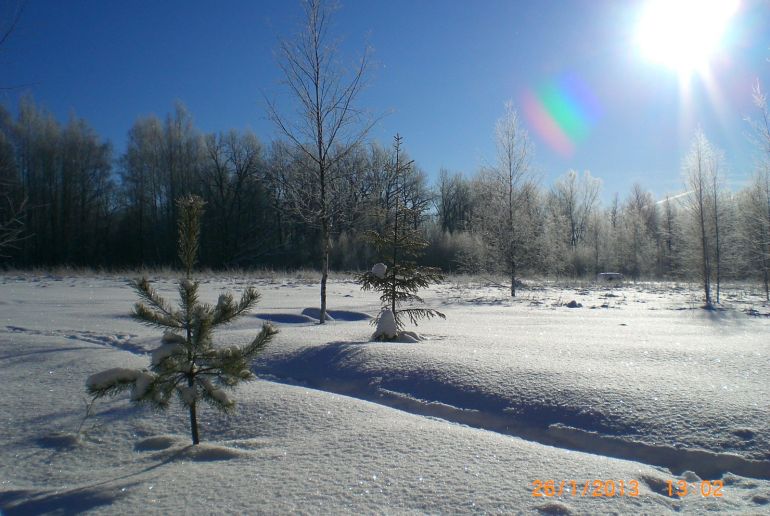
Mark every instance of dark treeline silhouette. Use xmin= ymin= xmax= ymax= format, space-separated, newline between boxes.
xmin=1 ymin=96 xmax=769 ymax=302
xmin=0 ymin=97 xmax=432 ymax=271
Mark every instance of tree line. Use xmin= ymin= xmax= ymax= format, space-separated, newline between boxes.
xmin=1 ymin=93 xmax=769 ymax=301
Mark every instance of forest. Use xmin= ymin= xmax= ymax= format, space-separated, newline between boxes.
xmin=1 ymin=95 xmax=769 ymax=298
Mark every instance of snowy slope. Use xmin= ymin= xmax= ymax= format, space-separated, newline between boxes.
xmin=1 ymin=273 xmax=769 ymax=514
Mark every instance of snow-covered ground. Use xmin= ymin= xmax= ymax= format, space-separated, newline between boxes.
xmin=1 ymin=273 xmax=769 ymax=514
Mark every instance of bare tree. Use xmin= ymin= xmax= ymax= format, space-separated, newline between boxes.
xmin=744 ymin=81 xmax=770 ymax=299
xmin=548 ymin=170 xmax=600 ymax=275
xmin=739 ymin=169 xmax=770 ymax=299
xmin=0 ymin=179 xmax=26 ymax=256
xmin=200 ymin=130 xmax=265 ymax=265
xmin=0 ymin=1 xmax=28 ymax=255
xmin=659 ymin=194 xmax=682 ymax=277
xmin=682 ymin=131 xmax=717 ymax=306
xmin=267 ymin=0 xmax=376 ymax=323
xmin=618 ymin=184 xmax=657 ymax=280
xmin=709 ymin=149 xmax=726 ymax=302
xmin=435 ymin=169 xmax=474 ymax=233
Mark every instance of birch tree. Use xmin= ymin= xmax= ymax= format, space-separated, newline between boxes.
xmin=474 ymin=102 xmax=534 ymax=296
xmin=682 ymin=131 xmax=717 ymax=306
xmin=267 ymin=0 xmax=376 ymax=323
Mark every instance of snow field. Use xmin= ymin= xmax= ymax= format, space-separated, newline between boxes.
xmin=1 ymin=274 xmax=769 ymax=514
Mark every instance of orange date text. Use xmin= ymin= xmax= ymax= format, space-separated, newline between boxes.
xmin=531 ymin=479 xmax=640 ymax=498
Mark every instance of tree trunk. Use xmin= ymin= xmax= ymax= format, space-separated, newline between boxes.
xmin=696 ymin=177 xmax=711 ymax=306
xmin=320 ymin=224 xmax=329 ymax=324
xmin=188 ymin=375 xmax=200 ymax=445
xmin=713 ymin=185 xmax=721 ymax=304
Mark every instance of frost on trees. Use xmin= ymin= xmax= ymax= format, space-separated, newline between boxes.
xmin=86 ymin=195 xmax=277 ymax=445
xmin=357 ymin=135 xmax=445 ymax=342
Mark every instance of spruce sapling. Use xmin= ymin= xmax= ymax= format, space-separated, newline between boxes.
xmin=357 ymin=135 xmax=445 ymax=340
xmin=86 ymin=195 xmax=277 ymax=445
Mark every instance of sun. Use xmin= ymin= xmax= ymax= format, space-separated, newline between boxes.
xmin=635 ymin=0 xmax=738 ymax=78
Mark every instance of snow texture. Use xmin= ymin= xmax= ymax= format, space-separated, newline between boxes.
xmin=2 ymin=274 xmax=770 ymax=514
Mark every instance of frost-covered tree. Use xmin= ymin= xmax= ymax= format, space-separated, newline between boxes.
xmin=357 ymin=135 xmax=444 ymax=340
xmin=744 ymin=81 xmax=770 ymax=299
xmin=617 ymin=184 xmax=658 ymax=280
xmin=473 ymin=101 xmax=535 ymax=296
xmin=86 ymin=195 xmax=277 ymax=445
xmin=266 ymin=0 xmax=377 ymax=324
xmin=682 ymin=131 xmax=725 ymax=306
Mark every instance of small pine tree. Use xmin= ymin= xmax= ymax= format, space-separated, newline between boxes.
xmin=86 ymin=195 xmax=277 ymax=445
xmin=357 ymin=135 xmax=445 ymax=340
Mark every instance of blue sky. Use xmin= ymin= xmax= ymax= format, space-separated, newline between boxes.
xmin=3 ymin=0 xmax=770 ymax=202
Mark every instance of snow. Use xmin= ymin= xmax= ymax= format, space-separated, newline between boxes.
xmin=372 ymin=308 xmax=398 ymax=340
xmin=372 ymin=262 xmax=387 ymax=279
xmin=1 ymin=273 xmax=770 ymax=514
xmin=150 ymin=342 xmax=180 ymax=366
xmin=130 ymin=371 xmax=155 ymax=401
xmin=85 ymin=368 xmax=139 ymax=390
xmin=200 ymin=377 xmax=233 ymax=407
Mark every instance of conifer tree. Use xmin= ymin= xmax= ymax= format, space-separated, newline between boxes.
xmin=357 ymin=135 xmax=444 ymax=340
xmin=86 ymin=195 xmax=277 ymax=445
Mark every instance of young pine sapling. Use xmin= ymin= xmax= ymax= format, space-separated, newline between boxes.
xmin=86 ymin=195 xmax=277 ymax=445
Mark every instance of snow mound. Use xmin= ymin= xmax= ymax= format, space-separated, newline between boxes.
xmin=179 ymin=444 xmax=250 ymax=462
xmin=134 ymin=435 xmax=181 ymax=451
xmin=324 ymin=310 xmax=372 ymax=321
xmin=86 ymin=368 xmax=139 ymax=390
xmin=371 ymin=309 xmax=421 ymax=342
xmin=372 ymin=308 xmax=398 ymax=340
xmin=372 ymin=262 xmax=387 ymax=279
xmin=391 ymin=331 xmax=421 ymax=343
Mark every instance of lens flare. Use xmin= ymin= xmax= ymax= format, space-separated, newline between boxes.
xmin=522 ymin=75 xmax=601 ymax=157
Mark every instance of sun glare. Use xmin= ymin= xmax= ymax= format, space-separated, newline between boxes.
xmin=635 ymin=0 xmax=738 ymax=77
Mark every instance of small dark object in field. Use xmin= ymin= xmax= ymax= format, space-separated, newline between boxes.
xmin=732 ymin=428 xmax=755 ymax=440
xmin=597 ymin=272 xmax=624 ymax=282
xmin=565 ymin=300 xmax=582 ymax=308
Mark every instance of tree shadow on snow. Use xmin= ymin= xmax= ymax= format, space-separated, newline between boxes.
xmin=301 ymin=307 xmax=372 ymax=321
xmin=0 ymin=481 xmax=140 ymax=516
xmin=256 ymin=341 xmax=371 ymax=384
xmin=254 ymin=309 xmax=372 ymax=324
xmin=254 ymin=312 xmax=318 ymax=324
xmin=674 ymin=305 xmax=749 ymax=325
xmin=0 ymin=346 xmax=106 ymax=361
